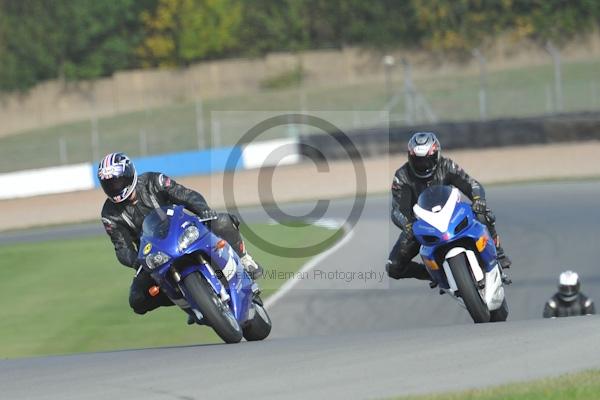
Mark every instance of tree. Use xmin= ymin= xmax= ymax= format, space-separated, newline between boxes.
xmin=509 ymin=0 xmax=600 ymax=45
xmin=58 ymin=0 xmax=150 ymax=80
xmin=0 ymin=1 xmax=61 ymax=91
xmin=410 ymin=0 xmax=514 ymax=54
xmin=0 ymin=0 xmax=147 ymax=91
xmin=138 ymin=0 xmax=242 ymax=67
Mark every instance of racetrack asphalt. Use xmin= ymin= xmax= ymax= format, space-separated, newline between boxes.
xmin=1 ymin=182 xmax=599 ymax=399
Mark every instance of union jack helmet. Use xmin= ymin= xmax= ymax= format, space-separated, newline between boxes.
xmin=97 ymin=152 xmax=137 ymax=203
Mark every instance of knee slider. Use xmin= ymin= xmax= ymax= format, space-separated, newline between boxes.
xmin=129 ymin=292 xmax=148 ymax=315
xmin=386 ymin=261 xmax=406 ymax=280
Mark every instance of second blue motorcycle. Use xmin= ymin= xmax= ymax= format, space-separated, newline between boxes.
xmin=412 ymin=185 xmax=509 ymax=323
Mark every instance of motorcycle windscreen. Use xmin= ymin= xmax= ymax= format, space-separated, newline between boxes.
xmin=417 ymin=185 xmax=453 ymax=211
xmin=142 ymin=207 xmax=172 ymax=239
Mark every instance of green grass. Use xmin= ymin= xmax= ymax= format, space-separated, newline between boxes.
xmin=0 ymin=222 xmax=342 ymax=359
xmin=1 ymin=59 xmax=599 ymax=172
xmin=391 ymin=370 xmax=600 ymax=400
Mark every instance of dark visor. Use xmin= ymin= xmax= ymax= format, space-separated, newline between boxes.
xmin=559 ymin=285 xmax=578 ymax=297
xmin=411 ymin=154 xmax=437 ymax=175
xmin=100 ymin=175 xmax=133 ymax=197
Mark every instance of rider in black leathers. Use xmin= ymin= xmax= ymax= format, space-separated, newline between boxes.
xmin=98 ymin=152 xmax=261 ymax=318
xmin=543 ymin=271 xmax=595 ymax=318
xmin=386 ymin=132 xmax=512 ymax=282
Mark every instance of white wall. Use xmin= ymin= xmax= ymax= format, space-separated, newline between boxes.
xmin=0 ymin=163 xmax=95 ymax=200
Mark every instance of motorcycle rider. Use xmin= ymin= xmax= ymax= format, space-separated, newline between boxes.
xmin=98 ymin=152 xmax=262 ymax=322
xmin=386 ymin=132 xmax=512 ymax=282
xmin=543 ymin=270 xmax=595 ymax=318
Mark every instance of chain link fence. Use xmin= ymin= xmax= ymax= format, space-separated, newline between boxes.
xmin=1 ymin=51 xmax=599 ymax=173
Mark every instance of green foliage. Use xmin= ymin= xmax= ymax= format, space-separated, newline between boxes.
xmin=410 ymin=0 xmax=600 ymax=53
xmin=0 ymin=0 xmax=148 ymax=91
xmin=411 ymin=0 xmax=513 ymax=54
xmin=511 ymin=0 xmax=600 ymax=44
xmin=236 ymin=0 xmax=308 ymax=55
xmin=137 ymin=0 xmax=242 ymax=67
xmin=236 ymin=0 xmax=422 ymax=54
xmin=0 ymin=0 xmax=600 ymax=91
xmin=394 ymin=369 xmax=600 ymax=400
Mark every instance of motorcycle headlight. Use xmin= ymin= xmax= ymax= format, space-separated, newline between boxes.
xmin=178 ymin=225 xmax=200 ymax=250
xmin=145 ymin=251 xmax=171 ymax=269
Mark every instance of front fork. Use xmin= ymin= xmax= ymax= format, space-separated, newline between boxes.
xmin=159 ymin=261 xmax=232 ymax=321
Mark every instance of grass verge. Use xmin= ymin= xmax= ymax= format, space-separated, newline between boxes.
xmin=391 ymin=369 xmax=600 ymax=400
xmin=0 ymin=222 xmax=342 ymax=359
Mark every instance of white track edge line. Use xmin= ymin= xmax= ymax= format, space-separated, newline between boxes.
xmin=264 ymin=221 xmax=355 ymax=310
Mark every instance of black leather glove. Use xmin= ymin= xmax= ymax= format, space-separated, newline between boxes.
xmin=198 ymin=209 xmax=219 ymax=221
xmin=472 ymin=197 xmax=487 ymax=216
xmin=229 ymin=213 xmax=241 ymax=228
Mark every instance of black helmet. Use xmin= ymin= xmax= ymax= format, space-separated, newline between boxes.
xmin=97 ymin=152 xmax=137 ymax=203
xmin=558 ymin=270 xmax=580 ymax=302
xmin=408 ymin=132 xmax=441 ymax=179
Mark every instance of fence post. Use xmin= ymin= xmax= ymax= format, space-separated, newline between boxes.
xmin=59 ymin=137 xmax=68 ymax=165
xmin=545 ymin=41 xmax=563 ymax=112
xmin=299 ymin=87 xmax=308 ymax=136
xmin=472 ymin=48 xmax=488 ymax=120
xmin=383 ymin=55 xmax=396 ymax=104
xmin=545 ymin=85 xmax=553 ymax=114
xmin=195 ymin=98 xmax=205 ymax=149
xmin=139 ymin=129 xmax=148 ymax=156
xmin=592 ymin=81 xmax=598 ymax=109
xmin=286 ymin=113 xmax=299 ymax=139
xmin=401 ymin=58 xmax=415 ymax=125
xmin=211 ymin=117 xmax=221 ymax=148
xmin=352 ymin=109 xmax=361 ymax=129
xmin=90 ymin=114 xmax=99 ymax=162
xmin=88 ymin=90 xmax=101 ymax=162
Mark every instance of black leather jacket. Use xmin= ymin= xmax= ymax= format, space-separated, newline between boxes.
xmin=101 ymin=172 xmax=211 ymax=269
xmin=543 ymin=293 xmax=595 ymax=318
xmin=391 ymin=156 xmax=485 ymax=231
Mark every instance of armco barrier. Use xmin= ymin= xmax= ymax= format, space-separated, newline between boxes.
xmin=0 ymin=163 xmax=95 ymax=200
xmin=0 ymin=139 xmax=302 ymax=199
xmin=91 ymin=146 xmax=243 ymax=188
xmin=241 ymin=138 xmax=301 ymax=169
xmin=299 ymin=112 xmax=600 ymax=161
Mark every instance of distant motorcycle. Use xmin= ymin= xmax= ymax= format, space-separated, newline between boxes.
xmin=412 ymin=185 xmax=509 ymax=323
xmin=137 ymin=205 xmax=271 ymax=343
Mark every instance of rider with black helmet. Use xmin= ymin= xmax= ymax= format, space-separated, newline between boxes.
xmin=98 ymin=152 xmax=262 ymax=321
xmin=543 ymin=271 xmax=595 ymax=318
xmin=386 ymin=132 xmax=512 ymax=282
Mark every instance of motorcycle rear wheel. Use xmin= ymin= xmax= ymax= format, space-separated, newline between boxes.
xmin=448 ymin=253 xmax=491 ymax=323
xmin=490 ymin=298 xmax=509 ymax=322
xmin=183 ymin=273 xmax=243 ymax=343
xmin=243 ymin=296 xmax=272 ymax=341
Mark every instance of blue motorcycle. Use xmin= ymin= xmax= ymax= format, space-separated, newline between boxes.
xmin=412 ymin=185 xmax=509 ymax=323
xmin=137 ymin=206 xmax=272 ymax=343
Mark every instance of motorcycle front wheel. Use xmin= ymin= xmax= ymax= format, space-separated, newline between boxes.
xmin=183 ymin=272 xmax=243 ymax=343
xmin=448 ymin=253 xmax=491 ymax=323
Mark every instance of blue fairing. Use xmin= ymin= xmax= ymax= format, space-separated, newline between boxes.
xmin=413 ymin=187 xmax=498 ymax=289
xmin=137 ymin=206 xmax=254 ymax=324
